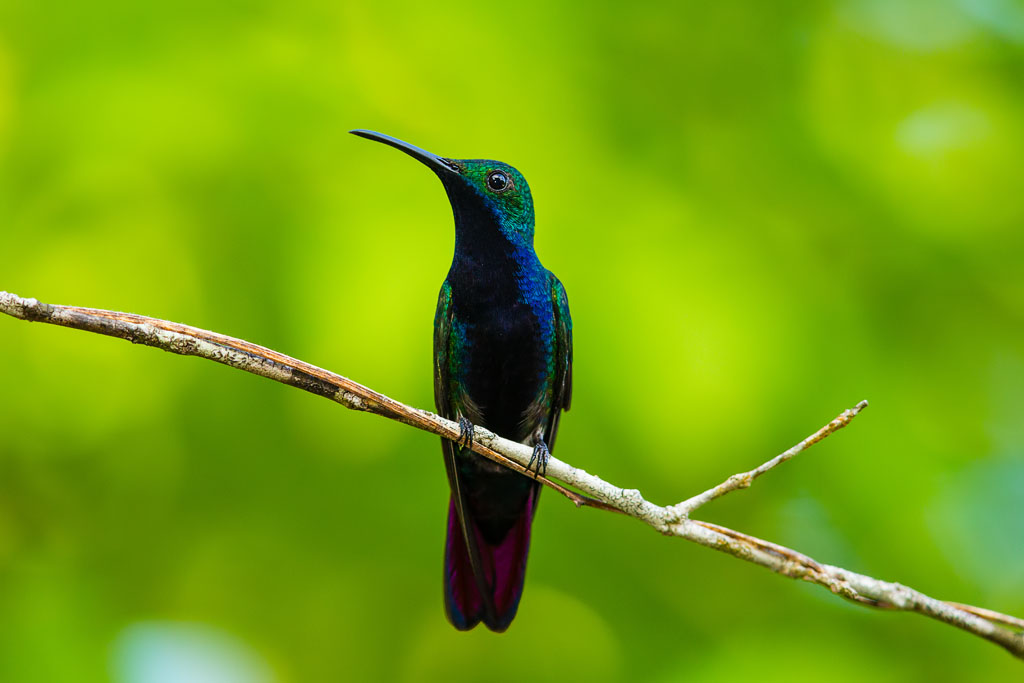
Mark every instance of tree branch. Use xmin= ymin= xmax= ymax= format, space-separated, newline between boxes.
xmin=2 ymin=291 xmax=1021 ymax=659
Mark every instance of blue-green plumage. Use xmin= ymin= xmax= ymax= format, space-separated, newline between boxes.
xmin=352 ymin=130 xmax=572 ymax=631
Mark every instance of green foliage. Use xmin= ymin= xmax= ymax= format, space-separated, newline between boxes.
xmin=1 ymin=1 xmax=1022 ymax=680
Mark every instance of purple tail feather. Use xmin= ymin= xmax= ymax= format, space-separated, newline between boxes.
xmin=443 ymin=487 xmax=536 ymax=632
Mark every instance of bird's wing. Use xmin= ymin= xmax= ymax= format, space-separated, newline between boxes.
xmin=433 ymin=280 xmax=454 ymax=427
xmin=434 ymin=280 xmax=500 ymax=630
xmin=545 ymin=272 xmax=573 ymax=451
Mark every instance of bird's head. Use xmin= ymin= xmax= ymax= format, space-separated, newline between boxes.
xmin=351 ymin=130 xmax=535 ymax=247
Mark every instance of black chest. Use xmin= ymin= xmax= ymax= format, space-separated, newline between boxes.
xmin=446 ymin=266 xmax=553 ymax=441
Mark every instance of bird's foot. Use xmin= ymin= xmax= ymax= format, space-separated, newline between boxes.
xmin=527 ymin=440 xmax=550 ymax=479
xmin=457 ymin=417 xmax=475 ymax=449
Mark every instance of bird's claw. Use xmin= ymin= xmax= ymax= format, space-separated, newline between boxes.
xmin=457 ymin=417 xmax=475 ymax=449
xmin=527 ymin=440 xmax=550 ymax=479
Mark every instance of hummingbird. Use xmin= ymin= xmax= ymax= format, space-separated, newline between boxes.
xmin=351 ymin=130 xmax=573 ymax=632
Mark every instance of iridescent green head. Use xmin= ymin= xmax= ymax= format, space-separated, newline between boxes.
xmin=351 ymin=130 xmax=535 ymax=248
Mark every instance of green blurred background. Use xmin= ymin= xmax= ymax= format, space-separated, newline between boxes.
xmin=1 ymin=0 xmax=1023 ymax=681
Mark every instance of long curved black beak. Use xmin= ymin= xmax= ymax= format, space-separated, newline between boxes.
xmin=350 ymin=129 xmax=461 ymax=176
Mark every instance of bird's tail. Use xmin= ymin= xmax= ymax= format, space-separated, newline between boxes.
xmin=443 ymin=486 xmax=537 ymax=632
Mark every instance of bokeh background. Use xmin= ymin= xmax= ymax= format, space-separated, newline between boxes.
xmin=2 ymin=1 xmax=1023 ymax=681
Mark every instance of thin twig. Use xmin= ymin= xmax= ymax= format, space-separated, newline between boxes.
xmin=946 ymin=603 xmax=1024 ymax=632
xmin=1 ymin=291 xmax=1021 ymax=660
xmin=672 ymin=400 xmax=869 ymax=517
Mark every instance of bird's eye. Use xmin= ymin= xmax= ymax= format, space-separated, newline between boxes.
xmin=486 ymin=170 xmax=510 ymax=193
